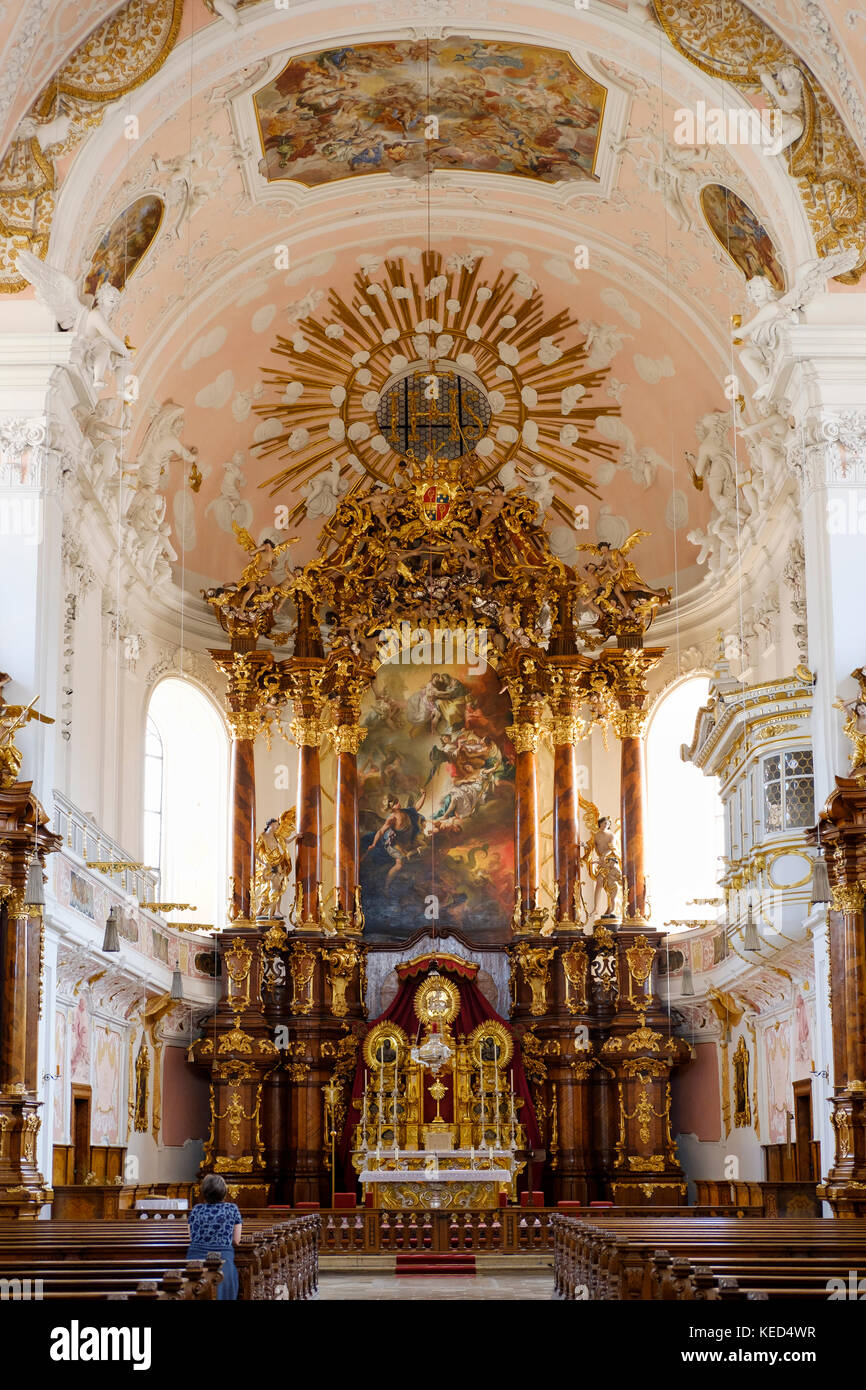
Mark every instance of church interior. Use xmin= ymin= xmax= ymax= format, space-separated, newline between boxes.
xmin=1 ymin=0 xmax=866 ymax=1320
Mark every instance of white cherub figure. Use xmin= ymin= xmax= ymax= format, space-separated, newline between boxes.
xmin=301 ymin=459 xmax=349 ymax=519
xmin=523 ymin=462 xmax=555 ymax=514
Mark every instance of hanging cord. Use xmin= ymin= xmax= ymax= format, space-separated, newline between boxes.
xmin=720 ymin=185 xmax=759 ymax=950
xmin=178 ymin=15 xmax=198 ymax=687
xmin=654 ymin=35 xmax=683 ymax=685
xmin=424 ymin=38 xmax=438 ymax=947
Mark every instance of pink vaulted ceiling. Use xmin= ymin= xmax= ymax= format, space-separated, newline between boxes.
xmin=20 ymin=0 xmax=864 ymax=607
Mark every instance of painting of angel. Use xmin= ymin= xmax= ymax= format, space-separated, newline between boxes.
xmin=359 ymin=661 xmax=515 ymax=943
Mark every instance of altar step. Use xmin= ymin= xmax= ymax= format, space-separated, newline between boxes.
xmin=395 ymin=1252 xmax=477 ymax=1277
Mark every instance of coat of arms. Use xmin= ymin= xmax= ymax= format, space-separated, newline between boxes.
xmin=409 ymin=452 xmax=462 ymax=531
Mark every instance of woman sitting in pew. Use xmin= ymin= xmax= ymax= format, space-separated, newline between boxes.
xmin=186 ymin=1174 xmax=242 ymax=1301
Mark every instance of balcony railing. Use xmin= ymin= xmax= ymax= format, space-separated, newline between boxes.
xmin=52 ymin=789 xmax=159 ymax=906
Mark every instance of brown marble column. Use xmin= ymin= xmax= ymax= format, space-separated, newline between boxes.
xmin=229 ymin=735 xmax=256 ymax=921
xmin=601 ymin=648 xmax=664 ymax=922
xmin=321 ymin=653 xmax=372 ymax=929
xmin=511 ymin=721 xmax=542 ymax=917
xmin=332 ymin=725 xmax=365 ymax=920
xmin=553 ymin=741 xmax=580 ymax=918
xmin=618 ymin=731 xmax=647 ymax=920
xmin=0 ymin=781 xmax=60 ymax=1219
xmin=210 ymin=650 xmax=273 ymax=923
xmin=502 ymin=647 xmax=549 ymax=929
xmin=294 ymin=720 xmax=323 ymax=923
xmin=548 ymin=662 xmax=592 ymax=925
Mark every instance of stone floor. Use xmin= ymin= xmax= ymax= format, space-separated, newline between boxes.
xmin=317 ymin=1271 xmax=554 ymax=1300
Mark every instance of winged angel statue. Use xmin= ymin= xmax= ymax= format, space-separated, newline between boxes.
xmin=15 ymin=250 xmax=131 ymax=393
xmin=202 ymin=523 xmax=298 ymax=636
xmin=735 ymin=248 xmax=859 ymax=401
xmin=573 ymin=794 xmax=623 ymax=925
xmin=576 ymin=530 xmax=671 ymax=640
xmin=252 ymin=809 xmax=297 ymax=919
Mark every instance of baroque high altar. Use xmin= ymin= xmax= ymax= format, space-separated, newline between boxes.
xmin=188 ymin=453 xmax=690 ymax=1208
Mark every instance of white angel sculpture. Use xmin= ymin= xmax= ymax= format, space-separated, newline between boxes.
xmin=523 ymin=462 xmax=555 ymax=514
xmin=686 ymin=411 xmax=741 ymax=518
xmin=734 ymin=248 xmax=859 ymax=400
xmin=16 ymin=110 xmax=72 ymax=153
xmin=758 ymin=66 xmax=806 ymax=159
xmin=301 ymin=459 xmax=349 ymax=519
xmin=210 ymin=0 xmax=241 ymax=24
xmin=15 ymin=250 xmax=131 ymax=392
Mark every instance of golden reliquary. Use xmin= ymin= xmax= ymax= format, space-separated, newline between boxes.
xmin=352 ymin=974 xmax=527 ymax=1209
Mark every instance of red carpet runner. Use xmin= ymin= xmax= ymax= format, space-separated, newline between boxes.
xmin=394 ymin=1252 xmax=477 ymax=1276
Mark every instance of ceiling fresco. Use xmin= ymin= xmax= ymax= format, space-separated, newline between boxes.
xmin=253 ymin=39 xmax=607 ymax=187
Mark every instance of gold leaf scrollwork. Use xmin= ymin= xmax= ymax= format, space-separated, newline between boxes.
xmin=561 ymin=943 xmax=588 ymax=1013
xmin=625 ymin=935 xmax=655 ymax=1007
xmin=832 ymin=883 xmax=865 ymax=914
xmin=224 ymin=941 xmax=253 ymax=1013
xmin=513 ymin=943 xmax=555 ymax=1015
xmin=833 ymin=1107 xmax=852 ymax=1160
xmin=290 ymin=943 xmax=317 ymax=1015
xmin=322 ymin=944 xmax=360 ymax=1019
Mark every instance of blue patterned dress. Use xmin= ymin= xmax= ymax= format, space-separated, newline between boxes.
xmin=186 ymin=1201 xmax=242 ymax=1300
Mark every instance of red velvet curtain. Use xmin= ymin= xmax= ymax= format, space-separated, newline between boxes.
xmin=338 ymin=958 xmax=540 ymax=1190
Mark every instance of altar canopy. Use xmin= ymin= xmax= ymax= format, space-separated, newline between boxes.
xmin=339 ymin=954 xmax=541 ymax=1189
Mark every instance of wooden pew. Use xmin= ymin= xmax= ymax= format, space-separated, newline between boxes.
xmin=553 ymin=1214 xmax=866 ymax=1301
xmin=0 ymin=1214 xmax=319 ymax=1302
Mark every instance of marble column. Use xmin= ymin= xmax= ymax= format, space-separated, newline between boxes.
xmin=229 ymin=731 xmax=256 ymax=921
xmin=331 ymin=724 xmax=365 ymax=919
xmin=548 ymin=664 xmax=591 ymax=924
xmin=618 ymin=729 xmax=647 ymax=920
xmin=210 ymin=650 xmax=272 ymax=923
xmin=602 ymin=649 xmax=663 ymax=921
xmin=293 ymin=716 xmax=323 ymax=924
xmin=510 ymin=718 xmax=543 ymax=916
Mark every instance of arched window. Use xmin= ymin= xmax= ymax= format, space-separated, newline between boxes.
xmin=646 ymin=676 xmax=724 ymax=932
xmin=144 ymin=679 xmax=228 ymax=930
xmin=143 ymin=716 xmax=163 ymax=874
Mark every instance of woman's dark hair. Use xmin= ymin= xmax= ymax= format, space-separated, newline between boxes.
xmin=200 ymin=1173 xmax=227 ymax=1204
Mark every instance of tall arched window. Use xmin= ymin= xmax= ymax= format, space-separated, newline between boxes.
xmin=145 ymin=679 xmax=228 ymax=930
xmin=143 ymin=716 xmax=163 ymax=875
xmin=646 ymin=676 xmax=724 ymax=932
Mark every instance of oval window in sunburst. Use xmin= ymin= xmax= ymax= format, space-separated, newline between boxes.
xmin=376 ymin=367 xmax=492 ymax=461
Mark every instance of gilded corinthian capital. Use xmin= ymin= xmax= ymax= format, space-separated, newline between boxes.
xmin=507 ymin=722 xmax=542 ymax=755
xmin=328 ymin=723 xmax=367 ymax=756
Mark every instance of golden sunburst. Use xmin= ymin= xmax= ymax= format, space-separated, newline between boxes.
xmin=253 ymin=249 xmax=618 ymax=529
